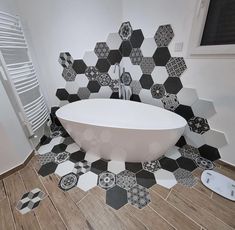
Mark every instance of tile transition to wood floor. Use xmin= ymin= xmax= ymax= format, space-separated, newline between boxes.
xmin=0 ymin=156 xmax=234 ymax=230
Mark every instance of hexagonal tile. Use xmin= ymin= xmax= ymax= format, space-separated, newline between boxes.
xmin=98 ymin=171 xmax=116 ymax=190
xmin=203 ymin=129 xmax=228 ymax=148
xmin=161 ymin=94 xmax=179 ymax=111
xmin=58 ymin=173 xmax=78 ymax=191
xmin=127 ymin=184 xmax=150 ymax=209
xmin=59 ymin=52 xmax=73 ymax=68
xmin=73 ymin=160 xmax=91 ymax=175
xmin=184 ymin=125 xmax=206 ymax=148
xmin=97 ymin=73 xmax=111 ymax=86
xmin=56 ymin=88 xmax=69 ymax=101
xmin=62 ymin=66 xmax=76 ymax=82
xmin=77 ymin=87 xmax=90 ymax=99
xmin=154 ymin=24 xmax=174 ymax=47
xmin=198 ymin=145 xmax=221 ymax=161
xmin=159 ymin=157 xmax=179 ymax=172
xmin=176 ymin=157 xmax=197 ymax=172
xmin=87 ymin=80 xmax=101 ymax=93
xmin=94 ymin=42 xmax=110 ymax=58
xmin=151 ymin=66 xmax=169 ymax=84
xmin=55 ymin=152 xmax=70 ymax=164
xmin=188 ymin=116 xmax=210 ymax=134
xmin=154 ymin=169 xmax=177 ymax=189
xmin=140 ymin=57 xmax=155 ymax=74
xmin=130 ymin=48 xmax=143 ymax=65
xmin=89 ymin=86 xmax=113 ymax=98
xmin=141 ymin=37 xmax=157 ymax=57
xmin=69 ymin=150 xmax=86 ymax=163
xmin=106 ymin=185 xmax=127 ymax=210
xmin=136 ymin=170 xmax=156 ymax=188
xmin=38 ymin=162 xmax=58 ymax=177
xmin=91 ymin=159 xmax=108 ymax=174
xmin=175 ymin=136 xmax=187 ymax=148
xmin=151 ymin=84 xmax=166 ymax=99
xmin=76 ymin=171 xmax=98 ymax=191
xmin=130 ymin=94 xmax=141 ymax=102
xmin=68 ymin=94 xmax=80 ymax=103
xmin=174 ymin=105 xmax=194 ymax=121
xmin=72 ymin=74 xmax=89 ymax=89
xmin=65 ymin=142 xmax=80 ymax=153
xmin=142 ymin=160 xmax=161 ymax=173
xmin=38 ymin=136 xmax=64 ymax=154
xmin=173 ymin=168 xmax=197 ymax=187
xmin=83 ymin=51 xmax=98 ymax=66
xmin=125 ymin=162 xmax=143 ymax=173
xmin=55 ymin=161 xmax=75 ymax=177
xmin=106 ymin=33 xmax=122 ymax=50
xmin=177 ymin=88 xmax=198 ymax=106
xmin=164 ymin=147 xmax=181 ymax=160
xmin=108 ymin=161 xmax=126 ymax=174
xmin=179 ymin=144 xmax=200 ymax=160
xmin=140 ymin=74 xmax=154 ymax=89
xmin=153 ymin=47 xmax=171 ymax=66
xmin=107 ymin=50 xmax=122 ymax=65
xmin=85 ymin=66 xmax=100 ymax=81
xmin=192 ymin=99 xmax=216 ymax=119
xmin=84 ymin=151 xmax=100 ymax=163
xmin=195 ymin=156 xmax=214 ymax=170
xmin=164 ymin=77 xmax=183 ymax=94
xmin=119 ymin=40 xmax=132 ymax=57
xmin=51 ymin=143 xmax=67 ymax=154
xmin=96 ymin=58 xmax=110 ymax=73
xmin=72 ymin=59 xmax=87 ymax=74
xmin=38 ymin=151 xmax=55 ymax=166
xmin=130 ymin=29 xmax=144 ymax=48
xmin=130 ymin=80 xmax=142 ymax=94
xmin=166 ymin=57 xmax=187 ymax=78
xmin=120 ymin=72 xmax=132 ymax=85
xmin=119 ymin=21 xmax=133 ymax=40
xmin=109 ymin=79 xmax=119 ymax=92
xmin=116 ymin=170 xmax=137 ymax=190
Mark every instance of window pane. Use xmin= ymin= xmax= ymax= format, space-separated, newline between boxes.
xmin=201 ymin=0 xmax=235 ymax=46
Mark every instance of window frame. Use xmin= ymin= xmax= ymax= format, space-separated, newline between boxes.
xmin=187 ymin=0 xmax=235 ymax=58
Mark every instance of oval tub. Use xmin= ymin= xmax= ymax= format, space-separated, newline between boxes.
xmin=56 ymin=99 xmax=187 ymax=162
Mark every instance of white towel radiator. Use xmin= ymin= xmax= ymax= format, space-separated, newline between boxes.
xmin=0 ymin=10 xmax=49 ymax=136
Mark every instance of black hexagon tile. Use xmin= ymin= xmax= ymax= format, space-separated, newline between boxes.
xmin=198 ymin=144 xmax=220 ymax=161
xmin=91 ymin=159 xmax=108 ymax=174
xmin=87 ymin=80 xmax=101 ymax=93
xmin=153 ymin=47 xmax=171 ymax=66
xmin=125 ymin=162 xmax=143 ymax=173
xmin=140 ymin=74 xmax=154 ymax=89
xmin=68 ymin=94 xmax=80 ymax=103
xmin=136 ymin=170 xmax=156 ymax=188
xmin=176 ymin=157 xmax=197 ymax=172
xmin=130 ymin=29 xmax=144 ymax=48
xmin=56 ymin=88 xmax=69 ymax=101
xmin=98 ymin=171 xmax=116 ymax=190
xmin=96 ymin=59 xmax=110 ymax=73
xmin=107 ymin=50 xmax=122 ymax=65
xmin=174 ymin=105 xmax=194 ymax=121
xmin=164 ymin=77 xmax=183 ymax=94
xmin=51 ymin=143 xmax=67 ymax=154
xmin=106 ymin=185 xmax=128 ymax=210
xmin=130 ymin=94 xmax=141 ymax=102
xmin=154 ymin=24 xmax=174 ymax=47
xmin=72 ymin=59 xmax=87 ymax=74
xmin=69 ymin=150 xmax=86 ymax=163
xmin=38 ymin=162 xmax=58 ymax=177
xmin=119 ymin=40 xmax=132 ymax=57
xmin=159 ymin=157 xmax=179 ymax=172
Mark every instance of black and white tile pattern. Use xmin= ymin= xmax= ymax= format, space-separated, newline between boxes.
xmin=16 ymin=188 xmax=45 ymax=214
xmin=59 ymin=173 xmax=78 ymax=191
xmin=98 ymin=171 xmax=116 ymax=190
xmin=154 ymin=24 xmax=174 ymax=47
xmin=119 ymin=22 xmax=133 ymax=40
xmin=142 ymin=160 xmax=161 ymax=173
xmin=73 ymin=160 xmax=91 ymax=175
xmin=116 ymin=170 xmax=137 ymax=190
xmin=55 ymin=151 xmax=70 ymax=164
xmin=195 ymin=156 xmax=214 ymax=170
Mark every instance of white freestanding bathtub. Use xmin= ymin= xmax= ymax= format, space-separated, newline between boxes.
xmin=56 ymin=99 xmax=187 ymax=162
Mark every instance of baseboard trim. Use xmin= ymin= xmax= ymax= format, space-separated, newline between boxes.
xmin=0 ymin=151 xmax=35 ymax=180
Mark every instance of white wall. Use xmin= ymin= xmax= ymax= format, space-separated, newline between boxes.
xmin=122 ymin=0 xmax=235 ymax=165
xmin=15 ymin=0 xmax=122 ymax=106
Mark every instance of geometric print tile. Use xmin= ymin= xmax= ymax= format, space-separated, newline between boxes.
xmin=62 ymin=66 xmax=76 ymax=82
xmin=85 ymin=66 xmax=100 ymax=81
xmin=16 ymin=188 xmax=45 ymax=214
xmin=97 ymin=73 xmax=111 ymax=86
xmin=173 ymin=168 xmax=197 ymax=187
xmin=140 ymin=57 xmax=155 ymax=74
xmin=151 ymin=84 xmax=166 ymax=99
xmin=195 ymin=156 xmax=214 ymax=170
xmin=188 ymin=116 xmax=210 ymax=134
xmin=166 ymin=57 xmax=187 ymax=78
xmin=161 ymin=93 xmax=179 ymax=111
xmin=154 ymin=24 xmax=174 ymax=47
xmin=58 ymin=173 xmax=78 ymax=191
xmin=55 ymin=152 xmax=70 ymax=164
xmin=127 ymin=184 xmax=151 ymax=209
xmin=59 ymin=52 xmax=73 ymax=68
xmin=39 ymin=152 xmax=55 ymax=165
xmin=142 ymin=160 xmax=161 ymax=173
xmin=130 ymin=80 xmax=142 ymax=95
xmin=98 ymin=171 xmax=116 ymax=190
xmin=72 ymin=160 xmax=91 ymax=175
xmin=119 ymin=21 xmax=133 ymax=40
xmin=116 ymin=170 xmax=137 ymax=190
xmin=179 ymin=144 xmax=200 ymax=160
xmin=130 ymin=48 xmax=143 ymax=65
xmin=94 ymin=42 xmax=110 ymax=58
xmin=120 ymin=72 xmax=132 ymax=86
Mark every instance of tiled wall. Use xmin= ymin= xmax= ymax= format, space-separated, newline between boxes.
xmin=55 ymin=22 xmax=227 ymax=161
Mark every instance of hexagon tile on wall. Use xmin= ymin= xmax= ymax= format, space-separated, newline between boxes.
xmin=56 ymin=21 xmax=228 ymax=163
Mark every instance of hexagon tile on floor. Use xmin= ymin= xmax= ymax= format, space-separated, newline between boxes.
xmin=36 ymin=133 xmax=218 ymax=210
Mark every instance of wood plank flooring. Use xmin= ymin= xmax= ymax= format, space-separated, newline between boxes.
xmin=1 ymin=156 xmax=235 ymax=230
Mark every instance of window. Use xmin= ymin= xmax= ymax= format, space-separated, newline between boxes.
xmin=188 ymin=0 xmax=235 ymax=57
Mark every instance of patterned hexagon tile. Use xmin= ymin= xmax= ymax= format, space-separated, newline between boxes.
xmin=58 ymin=173 xmax=78 ymax=191
xmin=62 ymin=66 xmax=76 ymax=82
xmin=154 ymin=169 xmax=177 ymax=189
xmin=72 ymin=160 xmax=91 ymax=176
xmin=195 ymin=156 xmax=214 ymax=170
xmin=76 ymin=171 xmax=98 ymax=192
xmin=165 ymin=57 xmax=187 ymax=78
xmin=106 ymin=185 xmax=128 ymax=210
xmin=98 ymin=171 xmax=116 ymax=190
xmin=39 ymin=152 xmax=55 ymax=165
xmin=120 ymin=72 xmax=132 ymax=86
xmin=119 ymin=22 xmax=133 ymax=40
xmin=173 ymin=168 xmax=197 ymax=187
xmin=140 ymin=57 xmax=155 ymax=74
xmin=55 ymin=152 xmax=70 ymax=164
xmin=127 ymin=184 xmax=151 ymax=209
xmin=161 ymin=94 xmax=179 ymax=111
xmin=116 ymin=170 xmax=137 ymax=190
xmin=142 ymin=160 xmax=161 ymax=173
xmin=136 ymin=170 xmax=156 ymax=188
xmin=188 ymin=116 xmax=210 ymax=134
xmin=154 ymin=24 xmax=174 ymax=47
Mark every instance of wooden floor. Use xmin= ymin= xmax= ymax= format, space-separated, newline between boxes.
xmin=0 ymin=156 xmax=235 ymax=230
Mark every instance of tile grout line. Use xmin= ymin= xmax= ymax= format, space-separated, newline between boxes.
xmin=2 ymin=179 xmax=17 ymax=230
